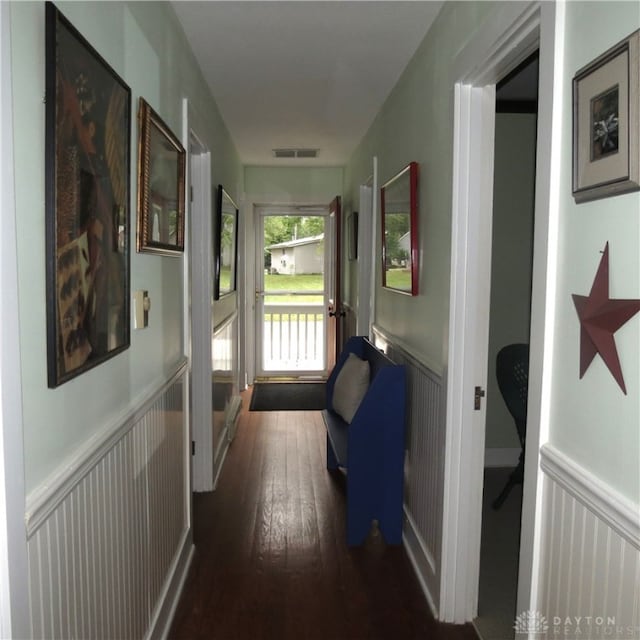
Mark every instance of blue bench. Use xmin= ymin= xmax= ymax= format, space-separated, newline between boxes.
xmin=323 ymin=336 xmax=406 ymax=546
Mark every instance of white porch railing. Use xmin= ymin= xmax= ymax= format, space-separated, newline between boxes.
xmin=263 ymin=302 xmax=325 ymax=372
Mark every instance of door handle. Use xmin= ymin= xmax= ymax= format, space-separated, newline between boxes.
xmin=328 ymin=309 xmax=346 ymax=318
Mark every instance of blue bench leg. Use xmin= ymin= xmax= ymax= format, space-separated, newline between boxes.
xmin=379 ymin=511 xmax=403 ymax=545
xmin=326 ymin=434 xmax=339 ymax=470
xmin=347 ymin=509 xmax=371 ymax=546
xmin=379 ymin=464 xmax=404 ymax=544
xmin=346 ymin=465 xmax=373 ymax=546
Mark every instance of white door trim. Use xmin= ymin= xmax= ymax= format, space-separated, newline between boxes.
xmin=442 ymin=81 xmax=497 ymax=623
xmin=370 ymin=157 xmax=378 ymax=336
xmin=0 ymin=2 xmax=30 ymax=634
xmin=517 ymin=1 xmax=563 ymax=617
xmin=357 ymin=156 xmax=378 ymax=337
xmin=356 ymin=183 xmax=372 ymax=336
xmin=180 ymin=101 xmax=193 ymax=508
xmin=442 ymin=0 xmax=557 ymax=623
xmin=253 ymin=205 xmax=330 ymax=379
xmin=191 ymin=148 xmax=213 ymax=490
xmin=183 ymin=106 xmax=214 ymax=492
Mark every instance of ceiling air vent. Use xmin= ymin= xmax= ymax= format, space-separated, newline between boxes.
xmin=295 ymin=148 xmax=318 ymax=158
xmin=273 ymin=148 xmax=319 ymax=159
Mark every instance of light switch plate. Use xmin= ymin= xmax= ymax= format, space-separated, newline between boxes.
xmin=133 ymin=290 xmax=150 ymax=328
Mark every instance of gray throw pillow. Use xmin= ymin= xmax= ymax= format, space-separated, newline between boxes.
xmin=332 ymin=353 xmax=370 ymax=423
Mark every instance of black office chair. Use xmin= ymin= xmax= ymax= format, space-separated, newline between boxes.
xmin=492 ymin=343 xmax=529 ymax=510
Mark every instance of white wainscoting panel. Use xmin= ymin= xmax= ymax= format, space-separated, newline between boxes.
xmin=26 ymin=365 xmax=191 ymax=639
xmin=373 ymin=326 xmax=445 ymax=615
xmin=537 ymin=444 xmax=640 ymax=636
xmin=212 ymin=312 xmax=240 ymax=487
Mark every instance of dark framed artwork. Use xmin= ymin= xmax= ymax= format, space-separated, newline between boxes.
xmin=136 ymin=97 xmax=186 ymax=255
xmin=381 ymin=161 xmax=419 ymax=296
xmin=573 ymin=30 xmax=639 ymax=202
xmin=214 ymin=185 xmax=239 ymax=300
xmin=348 ymin=211 xmax=359 ymax=260
xmin=45 ymin=3 xmax=131 ymax=387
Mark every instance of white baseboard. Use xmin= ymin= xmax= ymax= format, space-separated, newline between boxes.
xmin=212 ymin=425 xmax=230 ymax=491
xmin=402 ymin=507 xmax=439 ymax=619
xmin=212 ymin=441 xmax=230 ymax=491
xmin=226 ymin=394 xmax=242 ymax=442
xmin=211 ymin=394 xmax=242 ymax=490
xmin=484 ymin=447 xmax=520 ymax=468
xmin=148 ymin=530 xmax=195 ymax=640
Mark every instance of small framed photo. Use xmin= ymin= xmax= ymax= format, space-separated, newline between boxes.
xmin=136 ymin=97 xmax=186 ymax=255
xmin=572 ymin=30 xmax=639 ymax=203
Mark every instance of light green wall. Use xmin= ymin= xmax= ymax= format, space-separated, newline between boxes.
xmin=548 ymin=2 xmax=640 ymax=503
xmin=344 ymin=1 xmax=498 ymax=372
xmin=485 ymin=113 xmax=536 ymax=450
xmin=244 ymin=166 xmax=343 ymax=203
xmin=11 ymin=1 xmax=241 ymax=493
xmin=241 ymin=165 xmax=343 ymax=383
xmin=343 ymin=0 xmax=639 ymax=502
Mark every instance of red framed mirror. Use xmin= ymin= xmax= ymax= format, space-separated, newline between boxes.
xmin=381 ymin=161 xmax=418 ymax=296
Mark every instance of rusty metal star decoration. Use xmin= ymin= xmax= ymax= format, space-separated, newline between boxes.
xmin=572 ymin=243 xmax=640 ymax=394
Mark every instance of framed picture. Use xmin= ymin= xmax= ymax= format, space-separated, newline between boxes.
xmin=573 ymin=30 xmax=639 ymax=202
xmin=136 ymin=97 xmax=186 ymax=255
xmin=45 ymin=3 xmax=131 ymax=387
xmin=381 ymin=162 xmax=419 ymax=296
xmin=348 ymin=212 xmax=358 ymax=260
xmin=214 ymin=185 xmax=239 ymax=300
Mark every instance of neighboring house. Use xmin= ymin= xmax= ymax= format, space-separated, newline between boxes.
xmin=1 ymin=2 xmax=638 ymax=639
xmin=396 ymin=231 xmax=410 ymax=266
xmin=266 ymin=234 xmax=324 ymax=275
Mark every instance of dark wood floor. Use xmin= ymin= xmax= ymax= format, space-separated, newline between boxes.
xmin=169 ymin=390 xmax=478 ymax=640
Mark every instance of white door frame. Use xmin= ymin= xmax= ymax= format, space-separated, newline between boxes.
xmin=182 ymin=102 xmax=214 ymax=492
xmin=190 ymin=145 xmax=213 ymax=490
xmin=253 ymin=205 xmax=330 ymax=379
xmin=0 ymin=3 xmax=30 ymax=634
xmin=442 ymin=0 xmax=559 ymax=622
xmin=356 ymin=157 xmax=378 ymax=337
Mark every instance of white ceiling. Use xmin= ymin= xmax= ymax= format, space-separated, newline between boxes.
xmin=172 ymin=1 xmax=444 ymax=166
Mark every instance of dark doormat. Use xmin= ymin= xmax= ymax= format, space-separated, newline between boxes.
xmin=250 ymin=382 xmax=326 ymax=411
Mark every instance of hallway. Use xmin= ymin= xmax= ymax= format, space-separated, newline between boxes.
xmin=169 ymin=390 xmax=477 ymax=640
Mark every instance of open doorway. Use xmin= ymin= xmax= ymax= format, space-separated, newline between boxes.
xmin=474 ymin=52 xmax=539 ymax=640
xmin=442 ymin=1 xmax=556 ymax=625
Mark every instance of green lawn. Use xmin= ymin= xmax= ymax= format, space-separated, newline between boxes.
xmin=219 ymin=267 xmax=232 ymax=293
xmin=384 ymin=269 xmax=412 ymax=291
xmin=265 ymin=273 xmax=324 ymax=291
xmin=264 ymin=273 xmax=324 ymax=303
xmin=228 ymin=270 xmax=414 ymax=301
xmin=216 ymin=272 xmax=326 ymax=303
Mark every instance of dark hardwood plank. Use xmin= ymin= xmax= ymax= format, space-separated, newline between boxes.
xmin=169 ymin=390 xmax=478 ymax=640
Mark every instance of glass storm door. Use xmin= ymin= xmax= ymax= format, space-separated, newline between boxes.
xmin=255 ymin=208 xmax=330 ymax=378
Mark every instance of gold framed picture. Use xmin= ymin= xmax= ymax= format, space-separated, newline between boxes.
xmin=136 ymin=97 xmax=186 ymax=255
